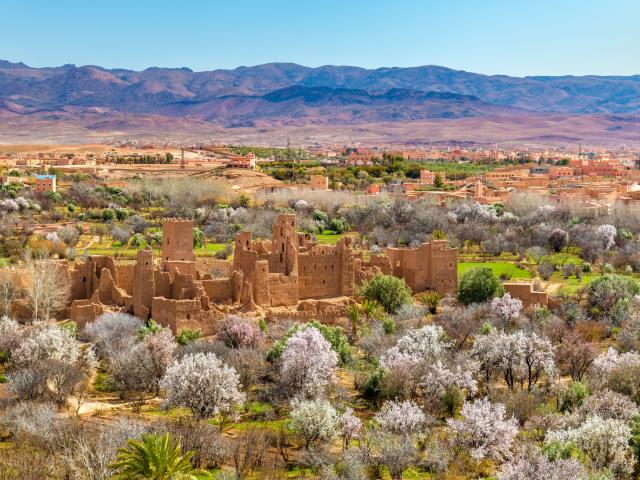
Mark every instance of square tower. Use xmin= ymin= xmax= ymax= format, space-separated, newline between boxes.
xmin=162 ymin=219 xmax=196 ymax=263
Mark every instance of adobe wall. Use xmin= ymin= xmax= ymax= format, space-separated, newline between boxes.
xmin=151 ymin=297 xmax=201 ymax=333
xmin=268 ymin=273 xmax=298 ymax=306
xmin=298 ymin=245 xmax=343 ymax=299
xmin=161 ymin=219 xmax=196 ymax=263
xmin=116 ymin=265 xmax=135 ymax=295
xmin=386 ymin=240 xmax=457 ymax=295
xmin=69 ymin=300 xmax=105 ymax=329
xmin=202 ymin=278 xmax=234 ymax=303
xmin=163 ymin=260 xmax=197 ymax=277
xmin=151 ymin=297 xmax=220 ymax=335
xmin=503 ymin=282 xmax=548 ymax=308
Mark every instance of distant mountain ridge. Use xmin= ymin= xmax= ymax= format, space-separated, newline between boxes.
xmin=2 ymin=60 xmax=640 ymax=120
xmin=1 ymin=60 xmax=640 ymax=145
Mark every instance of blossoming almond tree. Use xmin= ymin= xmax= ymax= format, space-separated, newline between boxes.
xmin=160 ymin=352 xmax=246 ymax=422
xmin=447 ymin=398 xmax=518 ymax=461
xmin=279 ymin=326 xmax=338 ymax=399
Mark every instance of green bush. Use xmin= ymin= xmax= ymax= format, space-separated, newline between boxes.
xmin=359 ymin=274 xmax=412 ymax=314
xmin=258 ymin=318 xmax=267 ymax=332
xmin=442 ymin=385 xmax=465 ymax=417
xmin=457 ymin=266 xmax=503 ymax=305
xmin=193 ymin=227 xmax=204 ymax=248
xmin=129 ymin=233 xmax=146 ymax=248
xmin=382 ymin=317 xmax=396 ymax=335
xmin=587 ymin=274 xmax=640 ymax=316
xmin=329 ymin=217 xmax=348 ymax=234
xmin=176 ymin=329 xmax=201 ymax=346
xmin=102 ymin=208 xmax=116 ymax=221
xmin=138 ymin=319 xmax=163 ymax=339
xmin=559 ymin=381 xmax=590 ymax=413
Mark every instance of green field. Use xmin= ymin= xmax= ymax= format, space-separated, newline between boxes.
xmin=458 ymin=261 xmax=532 ymax=279
xmin=316 ymin=232 xmax=345 ymax=245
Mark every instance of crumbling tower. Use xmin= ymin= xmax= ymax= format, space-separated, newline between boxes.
xmin=162 ymin=218 xmax=196 ymax=263
xmin=269 ymin=214 xmax=298 ymax=276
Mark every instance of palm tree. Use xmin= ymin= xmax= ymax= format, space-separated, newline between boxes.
xmin=110 ymin=433 xmax=200 ymax=480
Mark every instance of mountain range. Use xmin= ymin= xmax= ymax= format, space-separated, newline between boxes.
xmin=1 ymin=60 xmax=640 ymax=145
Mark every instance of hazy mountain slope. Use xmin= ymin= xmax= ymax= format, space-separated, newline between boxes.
xmin=1 ymin=60 xmax=640 ymax=115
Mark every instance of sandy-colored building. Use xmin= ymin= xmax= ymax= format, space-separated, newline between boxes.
xmin=308 ymin=175 xmax=329 ymax=190
xmin=60 ymin=214 xmax=458 ymax=333
xmin=33 ymin=174 xmax=57 ymax=193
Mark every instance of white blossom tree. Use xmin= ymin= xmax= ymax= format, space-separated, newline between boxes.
xmin=0 ymin=315 xmax=22 ymax=357
xmin=278 ymin=326 xmax=338 ymax=399
xmin=11 ymin=325 xmax=81 ymax=368
xmin=8 ymin=324 xmax=95 ymax=406
xmin=82 ymin=312 xmax=143 ymax=359
xmin=339 ymin=407 xmax=363 ymax=449
xmin=375 ymin=400 xmax=428 ymax=436
xmin=546 ymin=416 xmax=633 ymax=476
xmin=380 ymin=325 xmax=451 ymax=382
xmin=578 ymin=389 xmax=639 ymax=421
xmin=596 ymin=224 xmax=617 ymax=250
xmin=420 ymin=360 xmax=478 ymax=399
xmin=160 ymin=352 xmax=246 ymax=421
xmin=471 ymin=330 xmax=555 ymax=391
xmin=289 ymin=399 xmax=339 ymax=449
xmin=497 ymin=452 xmax=587 ymax=480
xmin=491 ymin=293 xmax=523 ymax=322
xmin=447 ymin=398 xmax=518 ymax=461
xmin=0 ymin=269 xmax=17 ymax=317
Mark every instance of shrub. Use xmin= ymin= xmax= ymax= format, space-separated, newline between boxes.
xmin=101 ymin=208 xmax=116 ymax=221
xmin=559 ymin=381 xmax=590 ymax=413
xmin=217 ymin=317 xmax=262 ymax=349
xmin=418 ymin=291 xmax=441 ymax=314
xmin=176 ymin=329 xmax=202 ymax=346
xmin=538 ymin=261 xmax=555 ymax=281
xmin=587 ymin=274 xmax=639 ymax=317
xmin=359 ymin=275 xmax=412 ymax=314
xmin=457 ymin=267 xmax=503 ymax=305
xmin=329 ymin=217 xmax=348 ymax=234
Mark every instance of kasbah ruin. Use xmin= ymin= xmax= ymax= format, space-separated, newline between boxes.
xmin=6 ymin=214 xmax=476 ymax=334
xmin=7 ymin=212 xmax=550 ymax=335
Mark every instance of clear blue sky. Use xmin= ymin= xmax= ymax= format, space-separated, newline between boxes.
xmin=2 ymin=0 xmax=639 ymax=76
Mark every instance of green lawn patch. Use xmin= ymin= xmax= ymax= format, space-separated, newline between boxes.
xmin=0 ymin=373 xmax=7 ymax=383
xmin=458 ymin=262 xmax=532 ymax=279
xmin=200 ymin=243 xmax=227 ymax=252
xmin=245 ymin=401 xmax=274 ymax=416
xmin=316 ymin=232 xmax=345 ymax=245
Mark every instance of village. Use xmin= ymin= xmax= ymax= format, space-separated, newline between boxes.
xmin=3 ymin=141 xmax=640 ymax=479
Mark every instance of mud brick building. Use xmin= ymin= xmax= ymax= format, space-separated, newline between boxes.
xmin=63 ymin=215 xmax=458 ymax=333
